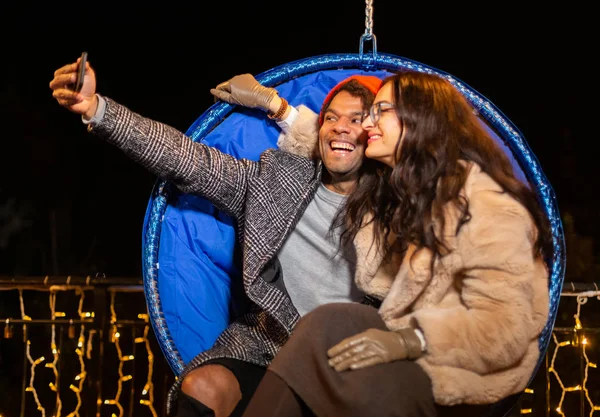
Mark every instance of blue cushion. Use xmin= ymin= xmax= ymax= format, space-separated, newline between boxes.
xmin=142 ymin=55 xmax=564 ymax=378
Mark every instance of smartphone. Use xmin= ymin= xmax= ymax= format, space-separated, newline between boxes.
xmin=73 ymin=52 xmax=88 ymax=93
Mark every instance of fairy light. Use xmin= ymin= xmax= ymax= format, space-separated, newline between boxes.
xmin=4 ymin=276 xmax=599 ymax=417
xmin=519 ymin=388 xmax=534 ymax=414
xmin=548 ymin=292 xmax=600 ymax=417
xmin=576 ymin=294 xmax=600 ymax=417
xmin=100 ymin=291 xmax=158 ymax=417
xmin=103 ymin=290 xmax=126 ymax=417
xmin=47 ymin=290 xmax=62 ymax=417
xmin=2 ymin=279 xmax=161 ymax=416
xmin=65 ymin=288 xmax=88 ymax=417
xmin=136 ymin=313 xmax=157 ymax=417
xmin=86 ymin=329 xmax=96 ymax=360
xmin=19 ymin=289 xmax=32 ymax=322
xmin=21 ymin=288 xmax=45 ymax=417
xmin=4 ymin=318 xmax=13 ymax=339
xmin=25 ymin=341 xmax=46 ymax=415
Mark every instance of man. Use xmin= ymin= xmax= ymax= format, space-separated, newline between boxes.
xmin=50 ymin=60 xmax=381 ymax=417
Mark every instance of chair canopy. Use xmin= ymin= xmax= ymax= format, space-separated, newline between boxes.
xmin=141 ymin=53 xmax=565 ymax=415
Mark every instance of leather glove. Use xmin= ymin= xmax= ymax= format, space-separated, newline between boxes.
xmin=210 ymin=73 xmax=278 ymax=112
xmin=327 ymin=328 xmax=423 ymax=372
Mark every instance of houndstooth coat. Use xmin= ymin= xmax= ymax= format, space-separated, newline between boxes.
xmin=89 ymin=98 xmax=341 ymax=414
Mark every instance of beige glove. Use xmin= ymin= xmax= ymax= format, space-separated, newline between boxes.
xmin=210 ymin=73 xmax=278 ymax=112
xmin=327 ymin=328 xmax=423 ymax=371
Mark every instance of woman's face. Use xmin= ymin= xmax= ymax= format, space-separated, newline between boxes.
xmin=361 ymin=82 xmax=403 ymax=168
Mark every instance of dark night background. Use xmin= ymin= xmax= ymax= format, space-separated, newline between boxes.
xmin=1 ymin=2 xmax=597 ymax=281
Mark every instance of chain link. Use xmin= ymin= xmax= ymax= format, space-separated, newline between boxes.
xmin=359 ymin=0 xmax=377 ymax=66
xmin=364 ymin=0 xmax=374 ymax=39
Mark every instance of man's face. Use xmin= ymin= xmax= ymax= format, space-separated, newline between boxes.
xmin=318 ymin=90 xmax=368 ymax=193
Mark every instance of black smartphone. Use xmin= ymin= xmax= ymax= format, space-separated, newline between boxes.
xmin=73 ymin=52 xmax=88 ymax=92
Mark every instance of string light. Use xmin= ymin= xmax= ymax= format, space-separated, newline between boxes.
xmin=137 ymin=313 xmax=158 ymax=417
xmin=105 ymin=292 xmax=157 ymax=417
xmin=21 ymin=287 xmax=45 ymax=417
xmin=7 ymin=278 xmax=598 ymax=415
xmin=48 ymin=291 xmax=62 ymax=417
xmin=548 ymin=292 xmax=600 ymax=417
xmin=4 ymin=318 xmax=13 ymax=339
xmin=2 ymin=280 xmax=159 ymax=416
xmin=577 ymin=295 xmax=599 ymax=417
xmin=65 ymin=289 xmax=88 ymax=417
xmin=519 ymin=388 xmax=534 ymax=414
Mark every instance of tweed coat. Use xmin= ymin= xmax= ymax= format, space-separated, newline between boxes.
xmin=89 ymin=98 xmax=338 ymax=413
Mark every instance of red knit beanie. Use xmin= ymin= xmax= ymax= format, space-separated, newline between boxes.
xmin=318 ymin=75 xmax=383 ymax=125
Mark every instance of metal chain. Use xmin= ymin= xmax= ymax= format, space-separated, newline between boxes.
xmin=359 ymin=0 xmax=377 ymax=67
xmin=364 ymin=0 xmax=374 ymax=39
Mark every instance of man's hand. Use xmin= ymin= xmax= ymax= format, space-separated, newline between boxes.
xmin=210 ymin=73 xmax=278 ymax=112
xmin=49 ymin=57 xmax=98 ymax=119
xmin=327 ymin=328 xmax=423 ymax=371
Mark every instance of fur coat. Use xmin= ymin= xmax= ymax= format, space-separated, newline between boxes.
xmin=280 ymin=105 xmax=550 ymax=405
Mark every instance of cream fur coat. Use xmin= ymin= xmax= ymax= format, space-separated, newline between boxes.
xmin=278 ymin=105 xmax=550 ymax=406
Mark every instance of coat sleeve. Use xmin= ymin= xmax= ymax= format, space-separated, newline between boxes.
xmin=89 ymin=96 xmax=260 ymax=218
xmin=408 ymin=188 xmax=549 ymax=375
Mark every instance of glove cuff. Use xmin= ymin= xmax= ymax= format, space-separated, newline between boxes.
xmin=261 ymin=88 xmax=279 ymax=111
xmin=395 ymin=328 xmax=423 ymax=360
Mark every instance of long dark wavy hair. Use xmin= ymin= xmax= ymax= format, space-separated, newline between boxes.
xmin=335 ymin=70 xmax=553 ymax=267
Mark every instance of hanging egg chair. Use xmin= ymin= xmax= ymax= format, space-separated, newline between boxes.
xmin=141 ymin=3 xmax=565 ymax=415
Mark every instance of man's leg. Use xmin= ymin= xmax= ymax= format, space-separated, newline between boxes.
xmin=180 ymin=364 xmax=241 ymax=417
xmin=177 ymin=390 xmax=220 ymax=417
xmin=178 ymin=359 xmax=266 ymax=417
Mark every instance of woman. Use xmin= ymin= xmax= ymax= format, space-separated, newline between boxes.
xmin=241 ymin=70 xmax=553 ymax=417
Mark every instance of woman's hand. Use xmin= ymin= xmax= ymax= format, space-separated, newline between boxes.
xmin=210 ymin=73 xmax=278 ymax=112
xmin=327 ymin=328 xmax=423 ymax=371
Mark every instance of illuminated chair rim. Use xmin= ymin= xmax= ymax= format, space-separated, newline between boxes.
xmin=141 ymin=52 xmax=566 ymax=406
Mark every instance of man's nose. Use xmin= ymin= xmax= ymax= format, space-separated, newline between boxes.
xmin=333 ymin=117 xmax=351 ymax=132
